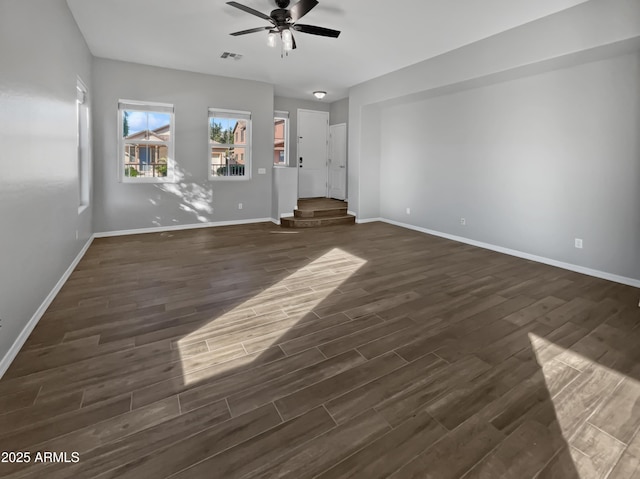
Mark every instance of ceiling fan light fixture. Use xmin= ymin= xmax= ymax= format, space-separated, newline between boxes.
xmin=313 ymin=91 xmax=326 ymax=100
xmin=267 ymin=32 xmax=277 ymax=47
xmin=227 ymin=1 xmax=341 ymax=55
xmin=281 ymin=28 xmax=293 ymax=51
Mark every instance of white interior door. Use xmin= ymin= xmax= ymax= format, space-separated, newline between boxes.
xmin=298 ymin=109 xmax=329 ymax=198
xmin=328 ymin=123 xmax=347 ymax=200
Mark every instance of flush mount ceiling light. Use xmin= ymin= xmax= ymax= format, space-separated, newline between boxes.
xmin=313 ymin=91 xmax=327 ymax=100
xmin=227 ymin=0 xmax=341 ymax=57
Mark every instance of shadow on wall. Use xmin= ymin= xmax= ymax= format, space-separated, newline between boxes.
xmin=153 ymin=164 xmax=214 ymax=226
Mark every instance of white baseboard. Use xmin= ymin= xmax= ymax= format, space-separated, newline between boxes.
xmin=0 ymin=236 xmax=95 ymax=379
xmin=4 ymin=216 xmax=635 ymax=379
xmin=94 ymin=218 xmax=273 ymax=238
xmin=356 ymin=217 xmax=383 ymax=224
xmin=381 ymin=218 xmax=640 ymax=289
xmin=1 ymin=218 xmax=274 ymax=378
xmin=272 ymin=212 xmax=295 ymax=226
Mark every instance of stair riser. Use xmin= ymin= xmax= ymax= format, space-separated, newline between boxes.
xmin=295 ymin=208 xmax=348 ymax=218
xmin=281 ymin=216 xmax=356 ymax=228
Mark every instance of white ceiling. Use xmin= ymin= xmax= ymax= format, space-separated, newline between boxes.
xmin=66 ymin=0 xmax=589 ymax=101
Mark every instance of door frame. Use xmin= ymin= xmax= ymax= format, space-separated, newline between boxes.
xmin=328 ymin=122 xmax=347 ymax=201
xmin=297 ymin=108 xmax=330 ymax=199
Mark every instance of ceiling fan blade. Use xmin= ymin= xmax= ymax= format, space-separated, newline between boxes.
xmin=289 ymin=0 xmax=318 ymax=22
xmin=230 ymin=26 xmax=272 ymax=36
xmin=291 ymin=33 xmax=297 ymax=50
xmin=226 ymin=1 xmax=274 ymax=23
xmin=293 ymin=24 xmax=341 ymax=38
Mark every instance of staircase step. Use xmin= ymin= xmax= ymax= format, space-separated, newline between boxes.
xmin=298 ymin=198 xmax=346 ymax=208
xmin=294 ymin=207 xmax=348 ymax=218
xmin=282 ymin=198 xmax=352 ymax=229
xmin=281 ymin=215 xmax=356 ymax=228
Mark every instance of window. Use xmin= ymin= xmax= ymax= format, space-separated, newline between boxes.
xmin=118 ymin=100 xmax=174 ymax=182
xmin=209 ymin=109 xmax=251 ymax=179
xmin=274 ymin=111 xmax=289 ymax=166
xmin=77 ymin=78 xmax=90 ymax=211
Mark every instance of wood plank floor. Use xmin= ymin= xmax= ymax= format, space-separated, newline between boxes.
xmin=0 ymin=221 xmax=639 ymax=478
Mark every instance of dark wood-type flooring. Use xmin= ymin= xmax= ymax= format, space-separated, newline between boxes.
xmin=1 ymin=221 xmax=639 ymax=478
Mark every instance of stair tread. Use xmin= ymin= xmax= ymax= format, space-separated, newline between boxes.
xmin=282 ymin=199 xmax=352 ymax=228
xmin=283 ymin=215 xmax=354 ymax=220
xmin=298 ymin=207 xmax=347 ymax=211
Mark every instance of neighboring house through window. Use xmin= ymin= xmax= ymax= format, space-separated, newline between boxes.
xmin=118 ymin=100 xmax=175 ymax=182
xmin=209 ymin=108 xmax=251 ymax=179
xmin=274 ymin=111 xmax=289 ymax=166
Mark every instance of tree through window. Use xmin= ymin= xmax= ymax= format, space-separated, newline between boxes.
xmin=208 ymin=109 xmax=251 ymax=179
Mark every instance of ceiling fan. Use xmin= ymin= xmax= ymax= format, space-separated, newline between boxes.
xmin=226 ymin=0 xmax=340 ymax=54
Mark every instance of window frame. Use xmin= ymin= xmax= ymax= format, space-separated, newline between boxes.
xmin=77 ymin=77 xmax=91 ymax=213
xmin=117 ymin=99 xmax=175 ymax=184
xmin=273 ymin=110 xmax=290 ymax=167
xmin=208 ymin=108 xmax=252 ymax=181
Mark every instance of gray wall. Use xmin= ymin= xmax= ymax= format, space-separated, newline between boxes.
xmin=358 ymin=105 xmax=381 ymax=218
xmin=330 ymin=98 xmax=349 ymax=126
xmin=272 ymin=168 xmax=298 ymax=221
xmin=349 ymin=0 xmax=640 ymax=281
xmin=93 ymin=59 xmax=274 ymax=232
xmin=348 ymin=0 xmax=640 ymax=223
xmin=274 ymin=96 xmax=331 ymax=167
xmin=0 ymin=0 xmax=93 ymax=365
xmin=379 ymin=52 xmax=640 ymax=280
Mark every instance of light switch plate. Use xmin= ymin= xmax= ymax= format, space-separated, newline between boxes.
xmin=258 ymin=168 xmax=266 ymax=174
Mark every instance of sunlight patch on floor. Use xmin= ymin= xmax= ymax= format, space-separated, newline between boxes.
xmin=176 ymin=248 xmax=367 ymax=385
xmin=529 ymin=332 xmax=629 ymax=478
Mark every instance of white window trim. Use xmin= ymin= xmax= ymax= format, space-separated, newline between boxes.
xmin=208 ymin=108 xmax=252 ymax=181
xmin=118 ymin=99 xmax=175 ymax=184
xmin=77 ymin=76 xmax=91 ymax=214
xmin=274 ymin=110 xmax=289 ymax=167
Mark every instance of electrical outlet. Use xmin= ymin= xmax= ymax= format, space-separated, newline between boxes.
xmin=406 ymin=208 xmax=411 ymax=215
xmin=258 ymin=168 xmax=266 ymax=174
xmin=238 ymin=203 xmax=243 ymax=210
xmin=575 ymin=238 xmax=583 ymax=249
xmin=460 ymin=218 xmax=466 ymax=226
